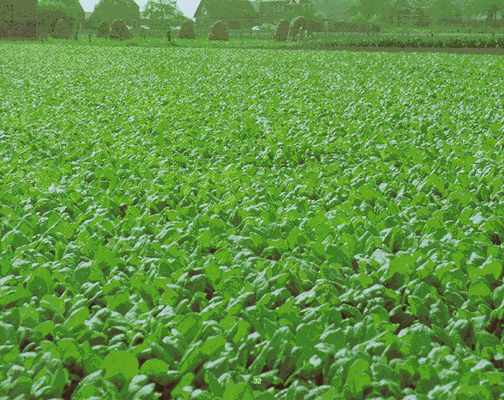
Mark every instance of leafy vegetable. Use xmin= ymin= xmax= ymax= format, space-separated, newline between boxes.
xmin=0 ymin=43 xmax=503 ymax=399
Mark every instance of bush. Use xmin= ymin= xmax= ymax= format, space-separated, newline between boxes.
xmin=96 ymin=21 xmax=109 ymax=38
xmin=178 ymin=20 xmax=195 ymax=39
xmin=53 ymin=19 xmax=71 ymax=39
xmin=273 ymin=19 xmax=289 ymax=41
xmin=109 ymin=19 xmax=130 ymax=40
xmin=288 ymin=16 xmax=314 ymax=41
xmin=208 ymin=20 xmax=228 ymax=41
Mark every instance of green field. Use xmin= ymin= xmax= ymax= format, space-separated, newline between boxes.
xmin=1 ymin=44 xmax=504 ymax=400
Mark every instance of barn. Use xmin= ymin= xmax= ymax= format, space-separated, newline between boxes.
xmin=0 ymin=0 xmax=37 ymax=40
xmin=194 ymin=0 xmax=258 ymax=31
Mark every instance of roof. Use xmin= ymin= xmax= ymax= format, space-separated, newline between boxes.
xmin=194 ymin=0 xmax=258 ymax=19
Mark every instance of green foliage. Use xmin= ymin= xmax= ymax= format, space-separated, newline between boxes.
xmin=425 ymin=0 xmax=464 ymax=25
xmin=38 ymin=0 xmax=74 ymax=34
xmin=90 ymin=0 xmax=140 ymax=29
xmin=1 ymin=42 xmax=504 ymax=400
xmin=347 ymin=0 xmax=393 ymax=23
xmin=143 ymin=0 xmax=180 ymax=30
xmin=38 ymin=0 xmax=71 ymax=18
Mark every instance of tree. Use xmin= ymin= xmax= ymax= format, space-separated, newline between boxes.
xmin=38 ymin=0 xmax=84 ymax=25
xmin=90 ymin=0 xmax=140 ymax=29
xmin=38 ymin=1 xmax=71 ymax=22
xmin=250 ymin=0 xmax=260 ymax=14
xmin=347 ymin=0 xmax=394 ymax=28
xmin=346 ymin=0 xmax=393 ymax=32
xmin=38 ymin=0 xmax=75 ymax=36
xmin=462 ymin=0 xmax=504 ymax=21
xmin=142 ymin=0 xmax=181 ymax=29
xmin=424 ymin=0 xmax=463 ymax=26
xmin=310 ymin=0 xmax=356 ymax=22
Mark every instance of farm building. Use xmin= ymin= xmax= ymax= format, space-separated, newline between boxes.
xmin=0 ymin=0 xmax=37 ymax=40
xmin=193 ymin=0 xmax=258 ymax=31
xmin=260 ymin=0 xmax=314 ymax=24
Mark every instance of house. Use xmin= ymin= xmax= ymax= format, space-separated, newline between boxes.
xmin=193 ymin=0 xmax=258 ymax=30
xmin=0 ymin=0 xmax=37 ymax=40
xmin=260 ymin=0 xmax=313 ymax=24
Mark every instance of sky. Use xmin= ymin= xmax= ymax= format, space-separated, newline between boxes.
xmin=79 ymin=0 xmax=200 ymax=19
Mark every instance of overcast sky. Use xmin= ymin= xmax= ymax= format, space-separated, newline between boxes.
xmin=79 ymin=0 xmax=200 ymax=19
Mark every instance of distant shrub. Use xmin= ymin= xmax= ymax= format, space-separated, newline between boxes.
xmin=288 ymin=16 xmax=314 ymax=41
xmin=273 ymin=19 xmax=290 ymax=41
xmin=53 ymin=19 xmax=71 ymax=40
xmin=96 ymin=21 xmax=109 ymax=38
xmin=109 ymin=19 xmax=130 ymax=40
xmin=178 ymin=20 xmax=195 ymax=39
xmin=209 ymin=20 xmax=228 ymax=41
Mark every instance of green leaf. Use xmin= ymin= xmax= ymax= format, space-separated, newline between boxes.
xmin=171 ymin=372 xmax=195 ymax=398
xmin=49 ymin=360 xmax=67 ymax=397
xmin=35 ymin=320 xmax=55 ymax=338
xmin=205 ymin=371 xmax=223 ymax=397
xmin=27 ymin=266 xmax=54 ymax=297
xmin=198 ymin=228 xmax=212 ymax=249
xmin=324 ymin=244 xmax=350 ymax=264
xmin=95 ymin=245 xmax=115 ymax=270
xmin=103 ymin=351 xmax=140 ymax=385
xmin=58 ymin=338 xmax=83 ymax=365
xmin=0 ymin=289 xmax=30 ymax=308
xmin=222 ymin=383 xmax=254 ymax=400
xmin=287 ymin=226 xmax=301 ymax=249
xmin=64 ymin=306 xmax=90 ymax=331
xmin=455 ymin=384 xmax=492 ymax=400
xmin=84 ymin=353 xmax=104 ymax=375
xmin=130 ymin=383 xmax=157 ymax=400
xmin=387 ymin=254 xmax=415 ymax=280
xmin=18 ymin=305 xmax=40 ymax=328
xmin=468 ymin=278 xmax=492 ymax=301
xmin=140 ymin=359 xmax=170 ymax=385
xmin=470 ymin=257 xmax=502 ymax=283
xmin=200 ymin=335 xmax=226 ymax=356
xmin=344 ymin=359 xmax=372 ymax=398
xmin=356 ymin=272 xmax=373 ymax=288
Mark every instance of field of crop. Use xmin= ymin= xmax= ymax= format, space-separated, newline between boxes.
xmin=0 ymin=43 xmax=504 ymax=400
